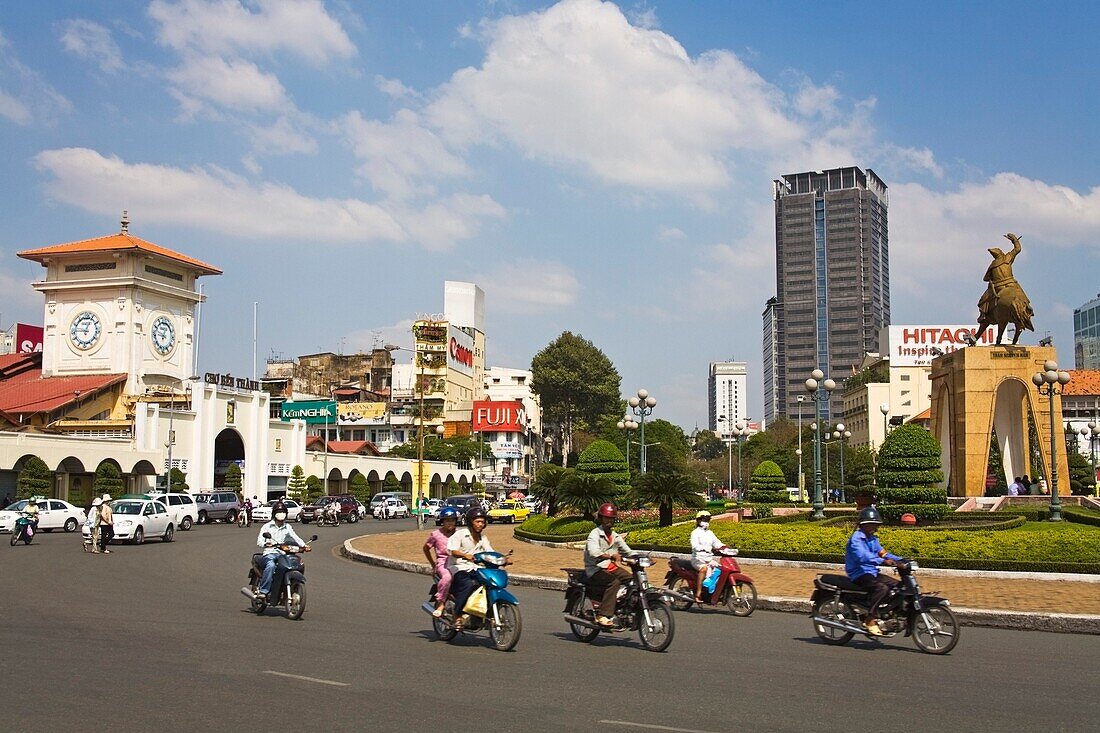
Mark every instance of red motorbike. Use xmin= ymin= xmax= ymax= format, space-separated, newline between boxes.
xmin=664 ymin=548 xmax=757 ymax=616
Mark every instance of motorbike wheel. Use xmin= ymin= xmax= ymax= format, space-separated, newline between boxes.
xmin=912 ymin=605 xmax=960 ymax=655
xmin=286 ymin=581 xmax=307 ymax=620
xmin=10 ymin=527 xmax=20 ymax=546
xmin=433 ymin=600 xmax=458 ymax=641
xmin=567 ymin=595 xmax=601 ymax=642
xmin=638 ymin=600 xmax=675 ymax=652
xmin=490 ymin=602 xmax=522 ymax=651
xmin=666 ymin=577 xmax=694 ymax=611
xmin=726 ymin=581 xmax=758 ymax=617
xmin=812 ymin=598 xmax=856 ymax=645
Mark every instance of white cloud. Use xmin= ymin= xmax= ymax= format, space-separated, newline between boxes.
xmin=59 ymin=19 xmax=123 ymax=73
xmin=426 ymin=0 xmax=804 ymax=192
xmin=793 ymin=81 xmax=839 ymax=118
xmin=375 ymin=75 xmax=421 ymax=101
xmin=657 ymin=225 xmax=685 ymax=241
xmin=248 ymin=115 xmax=318 ymax=155
xmin=0 ymin=29 xmax=72 ymax=125
xmin=168 ymin=55 xmax=288 ymax=112
xmin=33 ymin=147 xmax=504 ymax=250
xmin=340 ymin=109 xmax=468 ymax=199
xmin=148 ymin=0 xmax=356 ymax=65
xmin=0 ymin=88 xmax=30 ymax=124
xmin=476 ymin=259 xmax=580 ymax=311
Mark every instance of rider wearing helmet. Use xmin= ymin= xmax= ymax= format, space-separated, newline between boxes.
xmin=689 ymin=510 xmax=729 ymax=603
xmin=446 ymin=506 xmax=510 ymax=629
xmin=255 ymin=501 xmax=309 ymax=601
xmin=845 ymin=506 xmax=901 ymax=636
xmin=424 ymin=506 xmax=460 ymax=617
xmin=24 ymin=497 xmax=40 ymax=533
xmin=583 ymin=503 xmax=634 ymax=627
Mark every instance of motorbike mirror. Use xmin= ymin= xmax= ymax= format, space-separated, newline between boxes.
xmin=310 ymin=535 xmax=319 ymax=541
xmin=262 ymin=532 xmax=272 ymax=539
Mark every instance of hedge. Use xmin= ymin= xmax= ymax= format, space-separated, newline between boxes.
xmin=876 ymin=470 xmax=945 ymax=487
xmin=623 ymin=519 xmax=1100 ymax=573
xmin=1064 ymin=506 xmax=1100 ymax=527
xmin=878 ymin=487 xmax=948 ymax=505
xmin=878 ymin=455 xmax=943 ymax=471
xmin=879 ymin=504 xmax=951 ymax=521
xmin=745 ymin=490 xmax=789 ymax=504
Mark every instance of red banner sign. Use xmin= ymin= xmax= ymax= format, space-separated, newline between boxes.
xmin=472 ymin=400 xmax=526 ymax=433
xmin=14 ymin=324 xmax=43 ymax=353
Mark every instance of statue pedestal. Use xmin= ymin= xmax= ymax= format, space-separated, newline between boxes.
xmin=930 ymin=345 xmax=1069 ymax=498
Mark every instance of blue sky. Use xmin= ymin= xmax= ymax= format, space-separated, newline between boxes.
xmin=2 ymin=0 xmax=1099 ymax=430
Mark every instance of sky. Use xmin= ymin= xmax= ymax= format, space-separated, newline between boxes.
xmin=2 ymin=0 xmax=1099 ymax=431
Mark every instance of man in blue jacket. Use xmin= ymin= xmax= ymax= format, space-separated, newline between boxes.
xmin=845 ymin=506 xmax=900 ymax=636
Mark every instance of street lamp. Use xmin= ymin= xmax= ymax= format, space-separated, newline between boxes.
xmin=1085 ymin=420 xmax=1100 ymax=496
xmin=1032 ymin=361 xmax=1071 ymax=521
xmin=804 ymin=369 xmax=837 ymax=520
xmin=833 ymin=424 xmax=851 ymax=502
xmin=161 ymin=375 xmax=198 ymax=493
xmin=628 ymin=389 xmax=657 ymax=473
xmin=616 ymin=415 xmax=638 ymax=471
xmin=878 ymin=403 xmax=890 ymax=448
xmin=733 ymin=421 xmax=751 ymax=501
xmin=387 ymin=342 xmax=435 ymax=529
xmin=797 ymin=395 xmax=805 ymax=501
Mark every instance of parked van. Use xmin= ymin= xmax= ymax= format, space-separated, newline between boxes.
xmin=369 ymin=491 xmax=412 ymax=515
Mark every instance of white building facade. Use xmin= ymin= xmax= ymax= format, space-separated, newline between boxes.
xmin=708 ymin=361 xmax=748 ymax=434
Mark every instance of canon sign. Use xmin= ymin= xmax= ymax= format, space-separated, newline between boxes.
xmin=473 ymin=401 xmax=526 ymax=433
xmin=447 ymin=325 xmax=475 ymax=376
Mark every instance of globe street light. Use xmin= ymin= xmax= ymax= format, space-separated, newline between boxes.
xmin=628 ymin=389 xmax=657 ymax=473
xmin=386 ymin=342 xmax=434 ymax=529
xmin=1031 ymin=361 xmax=1071 ymax=522
xmin=796 ymin=395 xmax=806 ymax=501
xmin=878 ymin=403 xmax=890 ymax=448
xmin=805 ymin=369 xmax=837 ymax=520
xmin=734 ymin=421 xmax=752 ymax=501
xmin=616 ymin=416 xmax=638 ymax=472
xmin=833 ymin=424 xmax=851 ymax=502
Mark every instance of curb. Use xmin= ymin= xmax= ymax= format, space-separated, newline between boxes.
xmin=340 ymin=539 xmax=1100 ymax=635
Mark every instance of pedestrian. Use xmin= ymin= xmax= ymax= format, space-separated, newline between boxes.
xmin=1039 ymin=476 xmax=1048 ymax=494
xmin=1028 ymin=476 xmax=1041 ymax=495
xmin=85 ymin=497 xmax=102 ymax=553
xmin=98 ymin=494 xmax=114 ymax=553
xmin=1021 ymin=475 xmax=1031 ymax=495
xmin=1007 ymin=477 xmax=1021 ymax=496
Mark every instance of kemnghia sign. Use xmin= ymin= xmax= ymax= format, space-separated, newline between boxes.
xmin=881 ymin=326 xmax=996 ymax=367
xmin=447 ymin=325 xmax=475 ymax=377
xmin=280 ymin=400 xmax=337 ymax=424
xmin=472 ymin=400 xmax=526 ymax=433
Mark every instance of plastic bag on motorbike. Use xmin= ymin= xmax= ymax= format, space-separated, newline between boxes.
xmin=463 ymin=586 xmax=488 ymax=617
xmin=703 ymin=566 xmax=720 ymax=593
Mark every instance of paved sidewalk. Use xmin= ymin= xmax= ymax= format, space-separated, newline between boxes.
xmin=346 ymin=525 xmax=1100 ymax=622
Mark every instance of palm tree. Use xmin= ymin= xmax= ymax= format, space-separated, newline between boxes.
xmin=530 ymin=464 xmax=570 ymax=517
xmin=632 ymin=472 xmax=704 ymax=527
xmin=559 ymin=473 xmax=616 ymax=521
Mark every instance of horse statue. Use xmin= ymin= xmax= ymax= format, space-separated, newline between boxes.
xmin=976 ymin=232 xmax=1034 ymax=345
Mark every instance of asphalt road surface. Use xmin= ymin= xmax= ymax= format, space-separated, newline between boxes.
xmin=2 ymin=518 xmax=1098 ymax=733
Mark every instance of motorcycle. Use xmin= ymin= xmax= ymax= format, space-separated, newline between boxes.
xmin=240 ymin=532 xmax=318 ymax=620
xmin=421 ymin=551 xmax=522 ymax=651
xmin=10 ymin=515 xmax=35 ymax=546
xmin=664 ymin=547 xmax=757 ymax=616
xmin=809 ymin=559 xmax=960 ymax=655
xmin=237 ymin=506 xmax=252 ymax=528
xmin=315 ymin=510 xmax=341 ymax=527
xmin=562 ymin=553 xmax=676 ymax=652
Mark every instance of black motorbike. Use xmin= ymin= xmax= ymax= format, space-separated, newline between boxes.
xmin=241 ymin=532 xmax=317 ymax=620
xmin=562 ymin=553 xmax=676 ymax=652
xmin=809 ymin=559 xmax=960 ymax=655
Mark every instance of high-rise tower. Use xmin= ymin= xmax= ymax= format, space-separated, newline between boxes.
xmin=765 ymin=167 xmax=889 ymax=423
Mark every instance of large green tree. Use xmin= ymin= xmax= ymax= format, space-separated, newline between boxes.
xmin=531 ymin=332 xmax=621 ymax=466
xmin=387 ymin=433 xmax=490 ymax=466
xmin=287 ymin=465 xmax=307 ymax=503
xmin=17 ymin=456 xmax=52 ymax=499
xmin=692 ymin=429 xmax=726 ymax=461
xmin=93 ymin=461 xmax=125 ymax=498
xmin=632 ymin=472 xmax=703 ymax=526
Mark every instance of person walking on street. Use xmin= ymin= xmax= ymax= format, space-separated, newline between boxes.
xmin=85 ymin=497 xmax=102 ymax=553
xmin=98 ymin=494 xmax=114 ymax=553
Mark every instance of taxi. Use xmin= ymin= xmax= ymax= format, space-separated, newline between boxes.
xmin=487 ymin=500 xmax=531 ymax=524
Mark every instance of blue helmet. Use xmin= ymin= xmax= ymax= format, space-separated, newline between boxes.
xmin=439 ymin=506 xmax=460 ymax=521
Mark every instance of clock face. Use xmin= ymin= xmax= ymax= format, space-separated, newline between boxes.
xmin=151 ymin=316 xmax=176 ymax=355
xmin=69 ymin=311 xmax=101 ymax=350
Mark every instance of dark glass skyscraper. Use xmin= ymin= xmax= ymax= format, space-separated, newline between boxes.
xmin=764 ymin=167 xmax=890 ymax=424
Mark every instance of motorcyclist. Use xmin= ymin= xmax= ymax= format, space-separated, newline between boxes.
xmin=255 ymin=502 xmax=310 ymax=601
xmin=424 ymin=506 xmax=460 ymax=617
xmin=324 ymin=499 xmax=340 ymax=526
xmin=446 ymin=506 xmax=509 ymax=630
xmin=24 ymin=497 xmax=40 ymax=533
xmin=845 ymin=506 xmax=901 ymax=636
xmin=583 ymin=503 xmax=633 ymax=627
xmin=689 ymin=510 xmax=729 ymax=603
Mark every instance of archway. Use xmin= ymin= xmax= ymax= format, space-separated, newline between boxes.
xmin=993 ymin=378 xmax=1031 ymax=485
xmin=327 ymin=467 xmax=343 ymax=495
xmin=367 ymin=469 xmax=381 ymax=493
xmin=57 ymin=456 xmax=88 ymax=505
xmin=214 ymin=428 xmax=246 ymax=489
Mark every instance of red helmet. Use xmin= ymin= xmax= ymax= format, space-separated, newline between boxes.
xmin=597 ymin=503 xmax=618 ymax=519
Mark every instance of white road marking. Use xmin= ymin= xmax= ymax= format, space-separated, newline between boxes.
xmin=599 ymin=721 xmax=719 ymax=733
xmin=262 ymin=670 xmax=349 ymax=687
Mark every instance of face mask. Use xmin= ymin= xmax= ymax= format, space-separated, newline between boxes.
xmin=274 ymin=512 xmax=287 ymax=522
xmin=699 ymin=521 xmax=710 ymax=530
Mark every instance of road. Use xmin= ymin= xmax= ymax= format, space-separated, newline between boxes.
xmin=2 ymin=518 xmax=1098 ymax=733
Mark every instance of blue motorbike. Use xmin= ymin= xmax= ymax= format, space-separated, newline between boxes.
xmin=422 ymin=551 xmax=522 ymax=651
xmin=10 ymin=515 xmax=35 ymax=546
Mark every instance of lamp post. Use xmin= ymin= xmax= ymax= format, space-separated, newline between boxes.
xmin=878 ymin=403 xmax=890 ymax=448
xmin=1032 ymin=362 xmax=1071 ymax=521
xmin=628 ymin=389 xmax=657 ymax=473
xmin=834 ymin=424 xmax=851 ymax=502
xmin=387 ymin=342 xmax=434 ymax=529
xmin=1090 ymin=420 xmax=1100 ymax=496
xmin=797 ymin=395 xmax=805 ymax=501
xmin=161 ymin=375 xmax=198 ymax=493
xmin=617 ymin=415 xmax=638 ymax=472
xmin=734 ymin=421 xmax=751 ymax=501
xmin=804 ymin=369 xmax=837 ymax=520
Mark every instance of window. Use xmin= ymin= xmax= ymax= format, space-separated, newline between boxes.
xmin=144 ymin=505 xmax=155 ymax=516
xmin=275 ymin=439 xmax=282 ymax=452
xmin=51 ymin=501 xmax=66 ymax=511
xmin=900 ymin=374 xmax=910 ymax=381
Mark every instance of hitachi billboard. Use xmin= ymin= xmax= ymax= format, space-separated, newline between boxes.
xmin=472 ymin=400 xmax=526 ymax=433
xmin=880 ymin=326 xmax=996 ymax=367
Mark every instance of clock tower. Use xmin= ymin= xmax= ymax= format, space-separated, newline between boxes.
xmin=18 ymin=213 xmax=222 ymax=396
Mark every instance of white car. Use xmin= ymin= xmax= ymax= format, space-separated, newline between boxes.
xmin=82 ymin=498 xmax=175 ymax=544
xmin=374 ymin=498 xmax=410 ymax=519
xmin=0 ymin=499 xmax=86 ymax=533
xmin=423 ymin=498 xmax=444 ymax=517
xmin=251 ymin=499 xmax=302 ymax=523
xmin=145 ymin=492 xmax=199 ymax=530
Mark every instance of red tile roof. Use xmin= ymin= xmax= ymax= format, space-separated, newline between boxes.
xmin=909 ymin=407 xmax=931 ymax=422
xmin=0 ymin=356 xmax=127 ymax=417
xmin=18 ymin=232 xmax=222 ymax=275
xmin=325 ymin=440 xmax=382 ymax=456
xmin=1064 ymin=370 xmax=1100 ymax=397
xmin=305 ymin=435 xmax=325 ymax=451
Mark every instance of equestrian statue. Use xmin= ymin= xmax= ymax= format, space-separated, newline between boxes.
xmin=977 ymin=232 xmax=1034 ymax=345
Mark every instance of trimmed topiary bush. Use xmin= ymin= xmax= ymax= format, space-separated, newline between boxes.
xmin=746 ymin=460 xmax=788 ymax=503
xmin=575 ymin=439 xmax=631 ymax=498
xmin=876 ymin=424 xmax=946 ymax=521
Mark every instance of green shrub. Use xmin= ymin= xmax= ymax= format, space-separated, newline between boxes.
xmin=92 ymin=461 xmax=125 ymax=498
xmin=745 ymin=490 xmax=788 ymax=504
xmin=1064 ymin=505 xmax=1100 ymax=527
xmin=575 ymin=440 xmax=630 ymax=499
xmin=877 ymin=424 xmax=944 ymax=488
xmin=876 ymin=470 xmax=945 ymax=487
xmin=17 ymin=456 xmax=52 ymax=499
xmin=878 ymin=455 xmax=942 ymax=471
xmin=878 ymin=504 xmax=951 ymax=521
xmin=878 ymin=487 xmax=948 ymax=504
xmin=749 ymin=460 xmax=786 ymax=493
